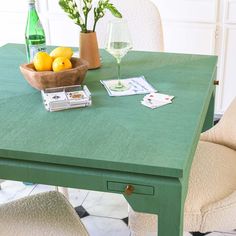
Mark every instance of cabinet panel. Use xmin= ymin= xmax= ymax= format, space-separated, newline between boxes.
xmin=0 ymin=1 xmax=27 ymax=12
xmin=0 ymin=13 xmax=26 ymax=44
xmin=48 ymin=15 xmax=80 ymax=47
xmin=163 ymin=23 xmax=216 ymax=55
xmin=220 ymin=26 xmax=236 ymax=111
xmin=47 ymin=0 xmax=80 ymax=14
xmin=226 ymin=0 xmax=236 ymax=23
xmin=152 ymin=0 xmax=218 ymax=22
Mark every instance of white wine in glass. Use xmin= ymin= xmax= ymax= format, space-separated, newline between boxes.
xmin=106 ymin=20 xmax=132 ymax=91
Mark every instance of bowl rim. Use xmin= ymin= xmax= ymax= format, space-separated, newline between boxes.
xmin=19 ymin=57 xmax=89 ymax=75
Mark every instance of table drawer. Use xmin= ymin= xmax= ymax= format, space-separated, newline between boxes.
xmin=107 ymin=181 xmax=154 ymax=196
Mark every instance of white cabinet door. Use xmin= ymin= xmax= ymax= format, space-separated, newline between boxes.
xmin=152 ymin=0 xmax=218 ymax=23
xmin=0 ymin=1 xmax=28 ymax=45
xmin=0 ymin=12 xmax=26 ymax=45
xmin=42 ymin=0 xmax=81 ymax=46
xmin=225 ymin=0 xmax=236 ymax=23
xmin=163 ymin=22 xmax=216 ymax=55
xmin=218 ymin=25 xmax=236 ymax=112
xmin=47 ymin=14 xmax=80 ymax=47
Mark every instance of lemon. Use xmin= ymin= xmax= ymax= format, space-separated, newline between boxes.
xmin=33 ymin=52 xmax=53 ymax=71
xmin=52 ymin=57 xmax=72 ymax=72
xmin=50 ymin=47 xmax=73 ymax=60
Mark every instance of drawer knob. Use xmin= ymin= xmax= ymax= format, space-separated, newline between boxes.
xmin=214 ymin=80 xmax=219 ymax=85
xmin=125 ymin=185 xmax=134 ymax=195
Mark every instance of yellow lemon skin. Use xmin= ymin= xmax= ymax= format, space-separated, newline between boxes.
xmin=50 ymin=47 xmax=73 ymax=60
xmin=33 ymin=52 xmax=53 ymax=71
xmin=52 ymin=57 xmax=72 ymax=72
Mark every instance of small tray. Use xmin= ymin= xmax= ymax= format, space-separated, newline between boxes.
xmin=41 ymin=85 xmax=92 ymax=112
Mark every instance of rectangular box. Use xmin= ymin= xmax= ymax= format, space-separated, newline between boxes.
xmin=41 ymin=85 xmax=92 ymax=112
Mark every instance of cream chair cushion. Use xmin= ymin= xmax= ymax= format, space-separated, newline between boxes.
xmin=185 ymin=141 xmax=236 ymax=232
xmin=0 ymin=191 xmax=89 ymax=236
xmin=129 ymin=141 xmax=236 ymax=234
xmin=201 ymin=98 xmax=236 ymax=150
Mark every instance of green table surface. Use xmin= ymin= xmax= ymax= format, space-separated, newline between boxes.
xmin=0 ymin=44 xmax=217 ymax=178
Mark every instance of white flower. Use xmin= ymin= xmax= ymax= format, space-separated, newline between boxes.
xmin=73 ymin=9 xmax=78 ymax=15
xmin=86 ymin=3 xmax=92 ymax=9
xmin=68 ymin=1 xmax=74 ymax=9
xmin=79 ymin=17 xmax=84 ymax=24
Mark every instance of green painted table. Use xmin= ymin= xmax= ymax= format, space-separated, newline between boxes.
xmin=0 ymin=44 xmax=217 ymax=236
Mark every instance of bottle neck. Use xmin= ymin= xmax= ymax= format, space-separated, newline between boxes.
xmin=28 ymin=1 xmax=36 ymax=9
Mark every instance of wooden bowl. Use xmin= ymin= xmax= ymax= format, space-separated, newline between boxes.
xmin=19 ymin=57 xmax=89 ymax=90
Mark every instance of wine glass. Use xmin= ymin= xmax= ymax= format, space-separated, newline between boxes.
xmin=105 ymin=19 xmax=132 ymax=91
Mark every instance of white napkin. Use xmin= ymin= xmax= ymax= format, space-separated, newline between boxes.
xmin=101 ymin=76 xmax=157 ymax=97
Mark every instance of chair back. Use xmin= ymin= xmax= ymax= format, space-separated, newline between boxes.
xmin=95 ymin=0 xmax=164 ymax=52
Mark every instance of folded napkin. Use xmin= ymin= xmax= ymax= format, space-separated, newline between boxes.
xmin=101 ymin=76 xmax=157 ymax=97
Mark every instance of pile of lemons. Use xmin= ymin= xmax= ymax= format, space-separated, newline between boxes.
xmin=33 ymin=47 xmax=74 ymax=72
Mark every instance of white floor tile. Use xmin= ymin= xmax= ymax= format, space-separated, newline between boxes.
xmin=82 ymin=216 xmax=130 ymax=236
xmin=183 ymin=233 xmax=192 ymax=236
xmin=209 ymin=232 xmax=236 ymax=236
xmin=128 ymin=230 xmax=192 ymax=236
xmin=82 ymin=191 xmax=128 ymax=219
xmin=30 ymin=185 xmax=89 ymax=207
xmin=0 ymin=180 xmax=36 ymax=203
xmin=208 ymin=233 xmax=225 ymax=236
xmin=223 ymin=233 xmax=236 ymax=235
xmin=201 ymin=232 xmax=236 ymax=236
xmin=67 ymin=188 xmax=89 ymax=207
xmin=29 ymin=184 xmax=55 ymax=195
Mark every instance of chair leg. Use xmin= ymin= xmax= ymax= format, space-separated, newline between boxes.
xmin=55 ymin=187 xmax=69 ymax=199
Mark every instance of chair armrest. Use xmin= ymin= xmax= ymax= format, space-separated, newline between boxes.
xmin=200 ymin=97 xmax=236 ymax=151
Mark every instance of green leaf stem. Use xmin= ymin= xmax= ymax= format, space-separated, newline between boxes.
xmin=59 ymin=0 xmax=122 ymax=32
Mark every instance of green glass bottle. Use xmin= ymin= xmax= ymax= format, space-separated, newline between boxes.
xmin=25 ymin=0 xmax=46 ymax=62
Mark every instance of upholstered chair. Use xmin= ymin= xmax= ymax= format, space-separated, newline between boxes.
xmin=96 ymin=0 xmax=164 ymax=52
xmin=128 ymin=97 xmax=236 ymax=235
xmin=0 ymin=191 xmax=89 ymax=236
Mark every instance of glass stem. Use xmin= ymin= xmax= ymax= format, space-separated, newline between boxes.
xmin=117 ymin=58 xmax=121 ymax=86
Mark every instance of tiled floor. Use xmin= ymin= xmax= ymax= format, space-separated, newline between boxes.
xmin=0 ymin=180 xmax=235 ymax=236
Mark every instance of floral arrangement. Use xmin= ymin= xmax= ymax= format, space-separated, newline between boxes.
xmin=59 ymin=0 xmax=122 ymax=33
